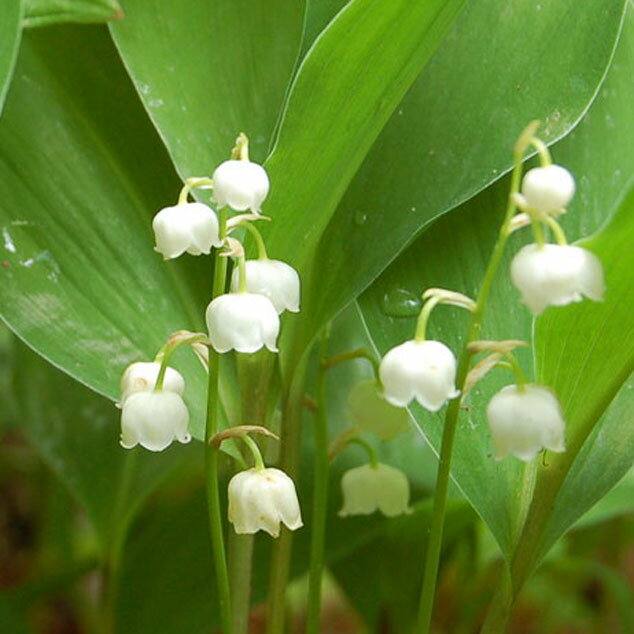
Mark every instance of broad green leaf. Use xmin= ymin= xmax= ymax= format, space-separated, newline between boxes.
xmin=358 ymin=5 xmax=634 ymax=558
xmin=7 ymin=334 xmax=188 ymax=548
xmin=262 ymin=0 xmax=468 ymax=371
xmin=23 ymin=0 xmax=123 ymax=28
xmin=0 ymin=0 xmax=22 ymax=113
xmin=110 ymin=0 xmax=305 ymax=168
xmin=0 ymin=26 xmax=212 ymax=437
xmin=525 ymin=192 xmax=634 ymax=567
xmin=279 ymin=0 xmax=628 ymax=372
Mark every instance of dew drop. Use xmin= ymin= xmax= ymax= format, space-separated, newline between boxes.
xmin=354 ymin=210 xmax=367 ymax=225
xmin=380 ymin=288 xmax=421 ymax=318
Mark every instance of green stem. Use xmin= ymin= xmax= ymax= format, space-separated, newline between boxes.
xmin=347 ymin=436 xmax=380 ymax=468
xmin=177 ymin=177 xmax=215 ymax=205
xmin=502 ymin=352 xmax=527 ymax=389
xmin=529 ymin=137 xmax=552 ymax=167
xmin=237 ymin=255 xmax=248 ymax=294
xmin=414 ymin=296 xmax=442 ymax=342
xmin=228 ymin=532 xmax=255 ymax=634
xmin=242 ymin=434 xmax=265 ymax=470
xmin=154 ymin=333 xmax=208 ymax=391
xmin=414 ymin=136 xmax=527 ymax=634
xmin=266 ymin=361 xmax=308 ymax=634
xmin=320 ymin=347 xmax=380 ymax=380
xmin=240 ymin=221 xmax=269 ymax=260
xmin=205 ymin=207 xmax=233 ymax=634
xmin=543 ymin=215 xmax=568 ymax=245
xmin=306 ymin=332 xmax=330 ymax=634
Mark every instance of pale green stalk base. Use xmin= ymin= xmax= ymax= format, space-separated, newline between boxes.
xmin=229 ymin=533 xmax=255 ymax=634
xmin=204 ymin=207 xmax=233 ymax=634
xmin=266 ymin=364 xmax=307 ymax=634
xmin=306 ymin=333 xmax=330 ymax=634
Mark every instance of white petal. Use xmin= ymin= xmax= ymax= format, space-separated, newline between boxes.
xmin=521 ymin=165 xmax=575 ymax=213
xmin=120 ymin=391 xmax=190 ymax=452
xmin=487 ymin=384 xmax=565 ymax=462
xmin=212 ymin=160 xmax=270 ymax=213
xmin=120 ymin=362 xmax=185 ymax=402
xmin=206 ymin=293 xmax=280 ymax=353
xmin=231 ymin=259 xmax=300 ymax=314
xmin=379 ymin=340 xmax=458 ymax=411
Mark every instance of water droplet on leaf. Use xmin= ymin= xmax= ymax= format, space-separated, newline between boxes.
xmin=380 ymin=288 xmax=421 ymax=318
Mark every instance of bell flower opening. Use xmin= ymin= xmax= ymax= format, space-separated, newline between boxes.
xmin=120 ymin=390 xmax=191 ymax=452
xmin=339 ymin=463 xmax=411 ymax=518
xmin=205 ymin=292 xmax=280 ymax=353
xmin=486 ymin=384 xmax=566 ymax=462
xmin=379 ymin=340 xmax=459 ymax=411
xmin=511 ymin=243 xmax=605 ymax=315
xmin=152 ymin=202 xmax=222 ymax=260
xmin=228 ymin=467 xmax=302 ymax=537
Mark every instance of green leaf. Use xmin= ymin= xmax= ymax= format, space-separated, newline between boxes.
xmin=277 ymin=0 xmax=628 ymax=371
xmin=0 ymin=0 xmax=22 ymax=114
xmin=523 ymin=190 xmax=634 ymax=567
xmin=23 ymin=0 xmax=123 ymax=28
xmin=358 ymin=4 xmax=634 ymax=558
xmin=109 ymin=0 xmax=306 ymax=169
xmin=262 ymin=0 xmax=468 ymax=371
xmin=0 ymin=26 xmax=212 ymax=437
xmin=8 ymin=334 xmax=188 ymax=547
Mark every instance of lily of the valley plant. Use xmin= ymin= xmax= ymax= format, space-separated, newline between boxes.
xmin=116 ymin=124 xmax=604 ymax=634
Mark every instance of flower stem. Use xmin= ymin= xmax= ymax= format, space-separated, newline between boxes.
xmin=154 ymin=333 xmax=208 ymax=391
xmin=320 ymin=347 xmax=380 ymax=379
xmin=266 ymin=361 xmax=308 ymax=634
xmin=543 ymin=215 xmax=568 ymax=245
xmin=347 ymin=436 xmax=380 ymax=468
xmin=306 ymin=331 xmax=330 ymax=634
xmin=240 ymin=221 xmax=269 ymax=260
xmin=237 ymin=254 xmax=248 ymax=294
xmin=205 ymin=207 xmax=233 ymax=634
xmin=228 ymin=532 xmax=255 ymax=634
xmin=414 ymin=126 xmax=531 ymax=634
xmin=414 ymin=296 xmax=442 ymax=342
xmin=242 ymin=434 xmax=265 ymax=470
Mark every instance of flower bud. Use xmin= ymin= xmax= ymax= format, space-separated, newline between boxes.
xmin=347 ymin=380 xmax=410 ymax=440
xmin=228 ymin=467 xmax=303 ymax=537
xmin=212 ymin=160 xmax=269 ymax=213
xmin=120 ymin=361 xmax=185 ymax=402
xmin=205 ymin=292 xmax=279 ymax=353
xmin=120 ymin=391 xmax=191 ymax=452
xmin=379 ymin=340 xmax=459 ymax=411
xmin=486 ymin=384 xmax=566 ymax=461
xmin=230 ymin=259 xmax=300 ymax=314
xmin=511 ymin=243 xmax=605 ymax=315
xmin=152 ymin=202 xmax=222 ymax=259
xmin=521 ymin=165 xmax=575 ymax=213
xmin=339 ymin=463 xmax=411 ymax=518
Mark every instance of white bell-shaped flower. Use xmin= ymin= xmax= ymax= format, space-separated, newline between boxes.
xmin=152 ymin=202 xmax=222 ymax=259
xmin=487 ymin=384 xmax=566 ymax=462
xmin=120 ymin=390 xmax=191 ymax=452
xmin=347 ymin=380 xmax=410 ymax=440
xmin=205 ymin=292 xmax=279 ymax=353
xmin=379 ymin=340 xmax=459 ymax=411
xmin=120 ymin=361 xmax=185 ymax=402
xmin=212 ymin=160 xmax=269 ymax=213
xmin=228 ymin=467 xmax=303 ymax=537
xmin=511 ymin=243 xmax=605 ymax=315
xmin=339 ymin=463 xmax=411 ymax=518
xmin=230 ymin=259 xmax=300 ymax=314
xmin=521 ymin=165 xmax=575 ymax=213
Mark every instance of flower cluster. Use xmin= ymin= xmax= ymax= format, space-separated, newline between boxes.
xmin=115 ymin=134 xmax=303 ymax=537
xmin=371 ymin=137 xmax=604 ymax=463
